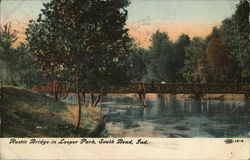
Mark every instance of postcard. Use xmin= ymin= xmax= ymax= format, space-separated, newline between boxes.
xmin=0 ymin=0 xmax=249 ymax=159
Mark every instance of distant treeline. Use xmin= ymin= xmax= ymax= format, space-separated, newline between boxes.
xmin=130 ymin=0 xmax=250 ymax=83
xmin=0 ymin=0 xmax=249 ymax=88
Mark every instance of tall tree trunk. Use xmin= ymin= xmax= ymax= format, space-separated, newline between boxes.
xmin=53 ymin=79 xmax=58 ymax=102
xmin=27 ymin=79 xmax=30 ymax=89
xmin=93 ymin=93 xmax=101 ymax=108
xmin=89 ymin=92 xmax=94 ymax=107
xmin=74 ymin=64 xmax=81 ymax=131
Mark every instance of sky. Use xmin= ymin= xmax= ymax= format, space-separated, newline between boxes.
xmin=0 ymin=0 xmax=238 ymax=48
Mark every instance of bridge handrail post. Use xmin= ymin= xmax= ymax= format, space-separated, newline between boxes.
xmin=53 ymin=79 xmax=58 ymax=101
xmin=81 ymin=87 xmax=85 ymax=105
xmin=142 ymin=83 xmax=146 ymax=93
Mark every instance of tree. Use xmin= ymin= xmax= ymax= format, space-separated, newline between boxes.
xmin=148 ymin=30 xmax=174 ymax=82
xmin=14 ymin=43 xmax=46 ymax=88
xmin=0 ymin=23 xmax=18 ymax=84
xmin=219 ymin=0 xmax=250 ymax=81
xmin=183 ymin=37 xmax=206 ymax=83
xmin=0 ymin=24 xmax=45 ymax=87
xmin=173 ymin=34 xmax=190 ymax=82
xmin=203 ymin=27 xmax=235 ymax=82
xmin=206 ymin=38 xmax=233 ymax=82
xmin=26 ymin=0 xmax=132 ymax=130
xmin=128 ymin=41 xmax=147 ymax=82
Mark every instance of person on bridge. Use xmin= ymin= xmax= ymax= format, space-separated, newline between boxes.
xmin=161 ymin=79 xmax=166 ymax=84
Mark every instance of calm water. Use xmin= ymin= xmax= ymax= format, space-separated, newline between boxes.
xmin=98 ymin=94 xmax=250 ymax=138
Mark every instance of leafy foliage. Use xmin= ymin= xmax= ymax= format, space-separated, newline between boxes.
xmin=204 ymin=29 xmax=235 ymax=82
xmin=0 ymin=23 xmax=17 ymax=62
xmin=14 ymin=43 xmax=46 ymax=88
xmin=26 ymin=0 xmax=132 ymax=92
xmin=0 ymin=23 xmax=18 ymax=84
xmin=0 ymin=24 xmax=45 ymax=87
xmin=183 ymin=37 xmax=206 ymax=83
xmin=128 ymin=41 xmax=147 ymax=82
xmin=148 ymin=30 xmax=174 ymax=82
xmin=173 ymin=34 xmax=190 ymax=82
xmin=2 ymin=0 xmax=250 ymax=88
xmin=220 ymin=0 xmax=250 ymax=80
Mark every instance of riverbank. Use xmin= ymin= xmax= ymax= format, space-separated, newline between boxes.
xmin=0 ymin=86 xmax=104 ymax=137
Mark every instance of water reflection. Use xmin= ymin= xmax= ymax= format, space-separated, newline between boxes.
xmin=101 ymin=94 xmax=250 ymax=138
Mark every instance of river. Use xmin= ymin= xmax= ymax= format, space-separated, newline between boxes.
xmin=63 ymin=93 xmax=250 ymax=137
xmin=98 ymin=94 xmax=250 ymax=138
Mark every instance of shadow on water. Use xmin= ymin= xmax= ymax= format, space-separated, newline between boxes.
xmin=100 ymin=94 xmax=250 ymax=138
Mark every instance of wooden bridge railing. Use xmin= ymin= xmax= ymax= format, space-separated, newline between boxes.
xmin=110 ymin=83 xmax=250 ymax=94
xmin=32 ymin=81 xmax=250 ymax=94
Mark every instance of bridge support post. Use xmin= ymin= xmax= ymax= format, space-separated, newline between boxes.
xmin=138 ymin=82 xmax=147 ymax=108
xmin=53 ymin=80 xmax=58 ymax=102
xmin=195 ymin=93 xmax=207 ymax=113
xmin=201 ymin=96 xmax=208 ymax=113
xmin=89 ymin=92 xmax=94 ymax=107
xmin=82 ymin=92 xmax=85 ymax=105
xmin=81 ymin=88 xmax=85 ymax=105
xmin=139 ymin=93 xmax=147 ymax=108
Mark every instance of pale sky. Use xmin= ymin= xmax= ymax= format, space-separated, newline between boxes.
xmin=0 ymin=0 xmax=238 ymax=48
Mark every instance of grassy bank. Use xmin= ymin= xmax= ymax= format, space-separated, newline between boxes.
xmin=0 ymin=86 xmax=104 ymax=137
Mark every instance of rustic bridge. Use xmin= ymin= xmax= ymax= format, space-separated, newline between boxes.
xmin=32 ymin=80 xmax=250 ymax=107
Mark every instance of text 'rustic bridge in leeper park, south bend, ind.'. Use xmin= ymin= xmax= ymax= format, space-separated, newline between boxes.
xmin=32 ymin=80 xmax=250 ymax=108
